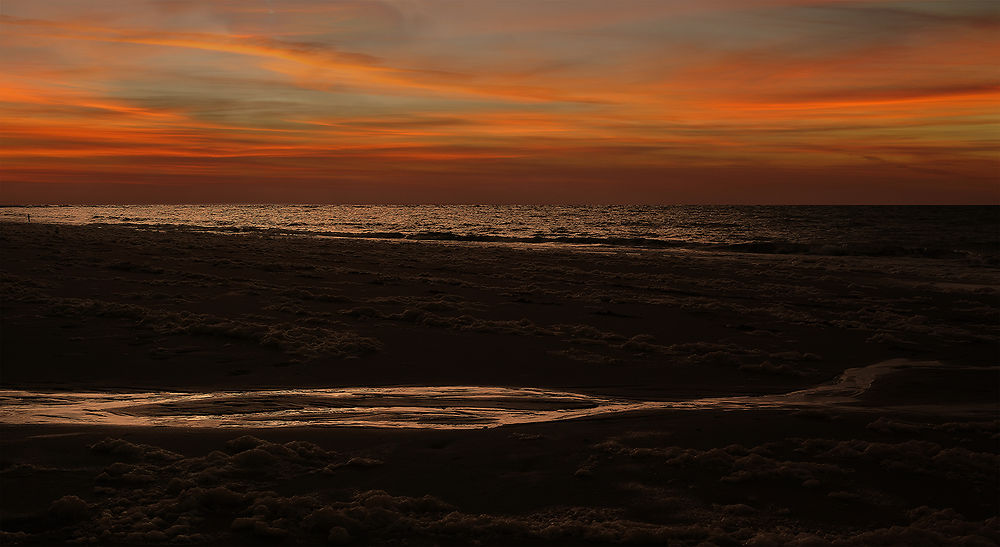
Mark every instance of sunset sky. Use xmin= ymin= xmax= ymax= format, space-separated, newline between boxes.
xmin=1 ymin=0 xmax=997 ymax=204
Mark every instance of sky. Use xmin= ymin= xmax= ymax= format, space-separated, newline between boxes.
xmin=1 ymin=0 xmax=997 ymax=204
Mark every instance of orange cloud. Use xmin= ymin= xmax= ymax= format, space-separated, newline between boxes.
xmin=0 ymin=15 xmax=607 ymax=104
xmin=1 ymin=1 xmax=997 ymax=203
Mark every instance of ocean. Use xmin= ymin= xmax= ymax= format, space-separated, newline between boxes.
xmin=1 ymin=205 xmax=996 ymax=259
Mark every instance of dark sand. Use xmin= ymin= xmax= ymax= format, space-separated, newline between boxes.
xmin=1 ymin=222 xmax=997 ymax=545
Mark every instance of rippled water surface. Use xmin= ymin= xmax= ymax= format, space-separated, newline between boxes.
xmin=2 ymin=361 xmax=991 ymax=429
xmin=1 ymin=205 xmax=995 ymax=257
xmin=0 ymin=387 xmax=652 ymax=429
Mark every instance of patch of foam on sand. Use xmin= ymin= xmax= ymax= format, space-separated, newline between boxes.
xmin=1 ymin=360 xmax=993 ymax=429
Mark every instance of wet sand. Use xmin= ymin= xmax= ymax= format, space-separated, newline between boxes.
xmin=1 ymin=222 xmax=997 ymax=544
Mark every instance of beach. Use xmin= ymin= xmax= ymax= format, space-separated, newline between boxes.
xmin=4 ymin=0 xmax=997 ymax=541
xmin=1 ymin=222 xmax=997 ymax=545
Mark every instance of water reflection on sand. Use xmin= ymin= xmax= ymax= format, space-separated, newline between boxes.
xmin=0 ymin=387 xmax=651 ymax=429
xmin=1 ymin=360 xmax=993 ymax=429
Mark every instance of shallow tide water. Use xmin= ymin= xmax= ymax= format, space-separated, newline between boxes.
xmin=2 ymin=360 xmax=991 ymax=429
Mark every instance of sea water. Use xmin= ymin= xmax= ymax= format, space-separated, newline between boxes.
xmin=0 ymin=204 xmax=996 ymax=259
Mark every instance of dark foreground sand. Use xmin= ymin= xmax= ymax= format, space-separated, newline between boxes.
xmin=1 ymin=222 xmax=997 ymax=545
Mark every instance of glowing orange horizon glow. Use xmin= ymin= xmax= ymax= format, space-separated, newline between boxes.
xmin=1 ymin=0 xmax=997 ymax=204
